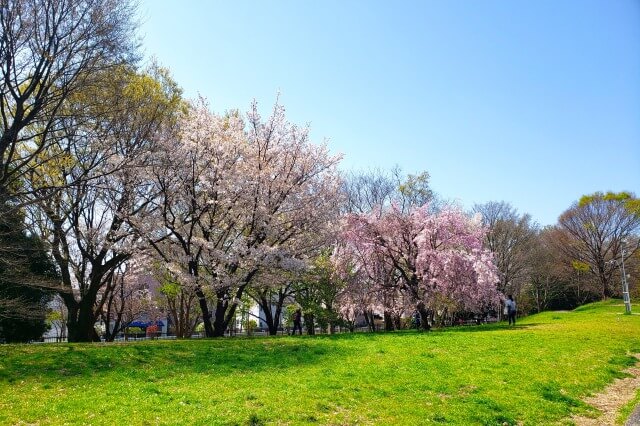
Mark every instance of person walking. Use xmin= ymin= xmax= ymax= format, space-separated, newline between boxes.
xmin=292 ymin=308 xmax=303 ymax=335
xmin=506 ymin=295 xmax=517 ymax=326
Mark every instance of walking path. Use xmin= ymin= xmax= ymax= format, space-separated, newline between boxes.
xmin=572 ymin=354 xmax=640 ymax=425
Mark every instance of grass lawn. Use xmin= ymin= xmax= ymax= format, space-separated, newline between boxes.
xmin=1 ymin=299 xmax=639 ymax=425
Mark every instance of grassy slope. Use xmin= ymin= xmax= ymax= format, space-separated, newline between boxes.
xmin=1 ymin=300 xmax=639 ymax=425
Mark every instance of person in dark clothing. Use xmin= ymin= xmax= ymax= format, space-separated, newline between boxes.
xmin=506 ymin=295 xmax=517 ymax=326
xmin=292 ymin=308 xmax=303 ymax=335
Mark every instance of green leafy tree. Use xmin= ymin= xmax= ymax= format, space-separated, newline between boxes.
xmin=155 ymin=266 xmax=200 ymax=339
xmin=293 ymin=253 xmax=343 ymax=335
xmin=27 ymin=65 xmax=182 ymax=342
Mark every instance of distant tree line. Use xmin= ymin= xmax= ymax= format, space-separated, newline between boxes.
xmin=1 ymin=0 xmax=638 ymax=343
xmin=473 ymin=192 xmax=640 ymax=314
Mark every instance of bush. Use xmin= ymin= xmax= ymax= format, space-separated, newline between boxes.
xmin=399 ymin=317 xmax=413 ymax=330
xmin=244 ymin=319 xmax=258 ymax=335
xmin=146 ymin=324 xmax=160 ymax=338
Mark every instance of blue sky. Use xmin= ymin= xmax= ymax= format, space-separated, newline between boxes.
xmin=138 ymin=0 xmax=639 ymax=226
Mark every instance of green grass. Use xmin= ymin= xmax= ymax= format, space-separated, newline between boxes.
xmin=617 ymin=389 xmax=640 ymax=425
xmin=1 ymin=300 xmax=639 ymax=425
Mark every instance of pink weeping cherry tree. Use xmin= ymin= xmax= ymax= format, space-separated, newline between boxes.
xmin=336 ymin=204 xmax=501 ymax=330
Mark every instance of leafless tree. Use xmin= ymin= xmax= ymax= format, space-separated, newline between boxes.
xmin=558 ymin=192 xmax=640 ymax=299
xmin=0 ymin=0 xmax=139 ymax=330
xmin=342 ymin=167 xmax=434 ymax=215
xmin=473 ymin=201 xmax=538 ymax=298
xmin=0 ymin=0 xmax=138 ymax=204
xmin=526 ymin=228 xmax=568 ymax=312
xmin=342 ymin=168 xmax=397 ymax=214
xmin=100 ymin=262 xmax=159 ymax=341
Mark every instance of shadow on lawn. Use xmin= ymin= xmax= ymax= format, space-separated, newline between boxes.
xmin=0 ymin=338 xmax=353 ymax=383
xmin=299 ymin=323 xmax=541 ymax=341
xmin=431 ymin=323 xmax=540 ymax=334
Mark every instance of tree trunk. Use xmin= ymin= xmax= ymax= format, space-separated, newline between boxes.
xmin=383 ymin=311 xmax=393 ymax=331
xmin=67 ymin=311 xmax=100 ymax=342
xmin=392 ymin=314 xmax=402 ymax=330
xmin=212 ymin=291 xmax=242 ymax=337
xmin=257 ymin=293 xmax=286 ymax=336
xmin=212 ymin=270 xmax=257 ymax=337
xmin=363 ymin=310 xmax=376 ymax=332
xmin=417 ymin=302 xmax=431 ymax=331
xmin=65 ymin=302 xmax=80 ymax=340
xmin=102 ymin=283 xmax=125 ymax=342
xmin=304 ymin=313 xmax=315 ymax=335
xmin=212 ymin=294 xmax=228 ymax=337
xmin=273 ymin=303 xmax=283 ymax=335
xmin=64 ymin=293 xmax=102 ymax=342
xmin=189 ymin=261 xmax=214 ymax=337
xmin=195 ymin=285 xmax=214 ymax=337
xmin=261 ymin=299 xmax=279 ymax=336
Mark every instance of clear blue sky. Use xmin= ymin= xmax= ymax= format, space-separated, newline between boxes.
xmin=138 ymin=0 xmax=639 ymax=226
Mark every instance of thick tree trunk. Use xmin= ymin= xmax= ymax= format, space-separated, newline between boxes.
xmin=257 ymin=294 xmax=284 ymax=336
xmin=195 ymin=286 xmax=214 ymax=337
xmin=64 ymin=293 xmax=102 ymax=342
xmin=212 ymin=292 xmax=242 ymax=337
xmin=65 ymin=302 xmax=80 ymax=341
xmin=212 ymin=295 xmax=228 ymax=337
xmin=189 ymin=261 xmax=214 ymax=337
xmin=211 ymin=270 xmax=258 ymax=337
xmin=273 ymin=304 xmax=283 ymax=335
xmin=67 ymin=311 xmax=100 ymax=342
xmin=304 ymin=313 xmax=315 ymax=335
xmin=383 ymin=311 xmax=393 ymax=331
xmin=268 ymin=306 xmax=284 ymax=336
xmin=392 ymin=314 xmax=402 ymax=330
xmin=417 ymin=302 xmax=431 ymax=331
xmin=261 ymin=301 xmax=279 ymax=335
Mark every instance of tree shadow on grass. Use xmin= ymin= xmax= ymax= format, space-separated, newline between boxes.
xmin=289 ymin=323 xmax=541 ymax=341
xmin=0 ymin=324 xmax=547 ymax=383
xmin=0 ymin=338 xmax=354 ymax=383
xmin=431 ymin=323 xmax=540 ymax=334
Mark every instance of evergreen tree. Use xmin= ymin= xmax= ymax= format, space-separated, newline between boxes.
xmin=0 ymin=205 xmax=57 ymax=343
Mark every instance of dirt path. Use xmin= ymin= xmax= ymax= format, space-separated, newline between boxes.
xmin=572 ymin=354 xmax=640 ymax=426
